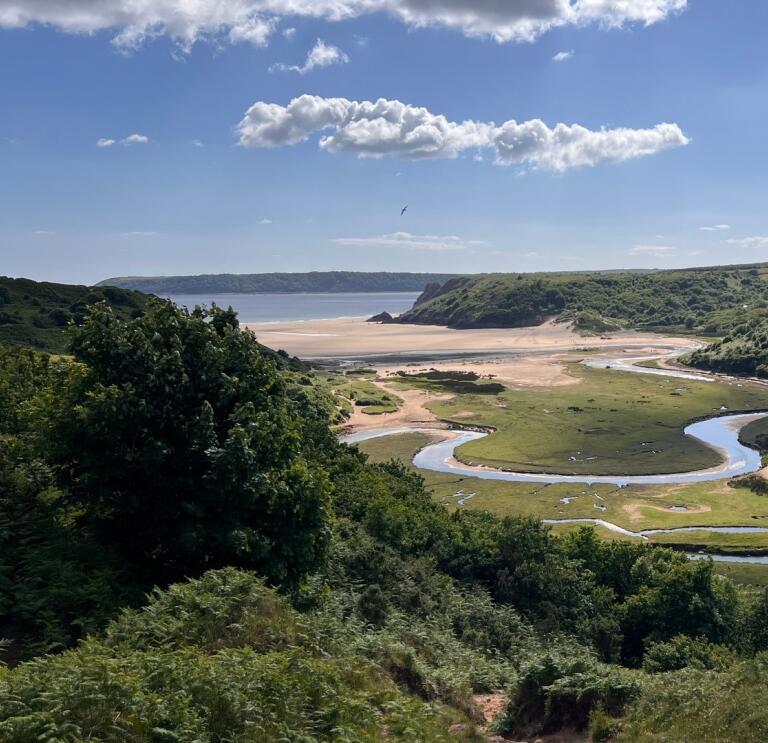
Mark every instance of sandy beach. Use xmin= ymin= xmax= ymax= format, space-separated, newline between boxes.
xmin=246 ymin=317 xmax=700 ymax=360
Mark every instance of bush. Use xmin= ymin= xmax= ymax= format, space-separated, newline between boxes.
xmin=494 ymin=647 xmax=642 ymax=738
xmin=643 ymin=635 xmax=734 ymax=673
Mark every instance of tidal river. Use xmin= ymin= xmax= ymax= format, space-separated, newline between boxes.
xmin=341 ymin=350 xmax=768 ymax=561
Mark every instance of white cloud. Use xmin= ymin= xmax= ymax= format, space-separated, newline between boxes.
xmin=192 ymin=139 xmax=205 ymax=147
xmin=33 ymin=229 xmax=55 ymax=235
xmin=699 ymin=223 xmax=731 ymax=231
xmin=331 ymin=231 xmax=480 ymax=251
xmin=0 ymin=1 xmax=688 ymax=51
xmin=630 ymin=244 xmax=677 ymax=256
xmin=724 ymin=236 xmax=768 ymax=249
xmin=120 ymin=230 xmax=158 ymax=236
xmin=552 ymin=49 xmax=574 ymax=62
xmin=282 ymin=26 xmax=296 ymax=39
xmin=237 ymin=94 xmax=689 ymax=172
xmin=270 ymin=38 xmax=348 ymax=74
xmin=98 ymin=134 xmax=148 ymax=147
xmin=121 ymin=133 xmax=148 ymax=145
xmin=259 ymin=218 xmax=273 ymax=224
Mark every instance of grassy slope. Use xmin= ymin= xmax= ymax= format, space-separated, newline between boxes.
xmin=0 ymin=276 xmax=147 ymax=352
xmin=98 ymin=271 xmax=461 ymax=294
xmin=398 ymin=263 xmax=768 ymax=334
xmin=394 ymin=364 xmax=768 ymax=476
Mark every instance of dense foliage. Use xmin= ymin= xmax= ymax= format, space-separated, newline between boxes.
xmin=99 ymin=271 xmax=461 ymax=295
xmin=398 ymin=263 xmax=768 ymax=335
xmin=685 ymin=317 xmax=768 ymax=377
xmin=0 ymin=275 xmax=146 ymax=352
xmin=37 ymin=301 xmax=332 ymax=586
xmin=4 ymin=296 xmax=768 ymax=740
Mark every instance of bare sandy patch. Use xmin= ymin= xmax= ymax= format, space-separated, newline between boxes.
xmin=624 ymin=502 xmax=712 ymax=522
xmin=472 ymin=692 xmax=507 ymax=727
xmin=343 ymin=380 xmax=452 ymax=434
xmin=376 ymin=354 xmax=579 ymax=389
xmin=246 ymin=316 xmax=698 ymax=360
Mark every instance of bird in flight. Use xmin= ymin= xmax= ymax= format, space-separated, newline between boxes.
xmin=400 ymin=205 xmax=408 ymax=216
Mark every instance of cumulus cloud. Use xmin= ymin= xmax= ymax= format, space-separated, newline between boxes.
xmin=121 ymin=133 xmax=148 ymax=145
xmin=724 ymin=236 xmax=768 ymax=249
xmin=699 ymin=223 xmax=731 ymax=231
xmin=0 ymin=0 xmax=687 ymax=51
xmin=332 ymin=231 xmax=481 ymax=251
xmin=552 ymin=49 xmax=574 ymax=61
xmin=270 ymin=39 xmax=348 ymax=74
xmin=96 ymin=138 xmax=116 ymax=147
xmin=630 ymin=244 xmax=677 ymax=256
xmin=236 ymin=94 xmax=689 ymax=172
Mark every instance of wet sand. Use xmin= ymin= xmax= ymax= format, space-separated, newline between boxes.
xmin=246 ymin=317 xmax=699 ymax=360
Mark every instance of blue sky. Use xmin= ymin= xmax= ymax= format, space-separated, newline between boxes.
xmin=2 ymin=0 xmax=768 ymax=284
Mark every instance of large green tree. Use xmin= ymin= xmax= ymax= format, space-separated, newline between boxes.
xmin=38 ymin=301 xmax=331 ymax=585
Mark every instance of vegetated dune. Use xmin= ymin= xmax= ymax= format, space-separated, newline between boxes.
xmin=685 ymin=319 xmax=768 ymax=378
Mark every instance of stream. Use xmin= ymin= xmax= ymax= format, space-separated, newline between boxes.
xmin=341 ymin=347 xmax=768 ymax=563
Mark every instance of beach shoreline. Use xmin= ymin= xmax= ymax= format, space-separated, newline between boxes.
xmin=246 ymin=316 xmax=701 ymax=360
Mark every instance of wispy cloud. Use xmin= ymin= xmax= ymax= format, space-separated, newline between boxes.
xmin=552 ymin=50 xmax=574 ymax=62
xmin=630 ymin=244 xmax=677 ymax=256
xmin=699 ymin=224 xmax=731 ymax=231
xmin=270 ymin=39 xmax=348 ymax=74
xmin=724 ymin=236 xmax=768 ymax=249
xmin=259 ymin=218 xmax=273 ymax=224
xmin=120 ymin=231 xmax=159 ymax=236
xmin=97 ymin=134 xmax=149 ymax=147
xmin=331 ymin=231 xmax=483 ymax=251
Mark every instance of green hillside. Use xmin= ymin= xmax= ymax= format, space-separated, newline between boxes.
xmin=0 ymin=276 xmax=147 ymax=352
xmin=398 ymin=263 xmax=768 ymax=335
xmin=98 ymin=271 xmax=462 ymax=295
xmin=685 ymin=318 xmax=768 ymax=377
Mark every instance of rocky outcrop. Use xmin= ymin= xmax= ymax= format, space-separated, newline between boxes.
xmin=366 ymin=311 xmax=395 ymax=323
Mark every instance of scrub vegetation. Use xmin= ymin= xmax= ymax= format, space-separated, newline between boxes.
xmin=686 ymin=317 xmax=768 ymax=378
xmin=6 ymin=297 xmax=768 ymax=740
xmin=399 ymin=263 xmax=768 ymax=335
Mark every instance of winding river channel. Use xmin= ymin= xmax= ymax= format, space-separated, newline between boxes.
xmin=341 ymin=348 xmax=768 ymax=562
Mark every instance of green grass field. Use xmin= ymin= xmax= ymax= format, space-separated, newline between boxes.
xmin=399 ymin=364 xmax=768 ymax=476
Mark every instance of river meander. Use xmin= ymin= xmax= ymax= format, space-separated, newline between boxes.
xmin=341 ymin=350 xmax=768 ymax=561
